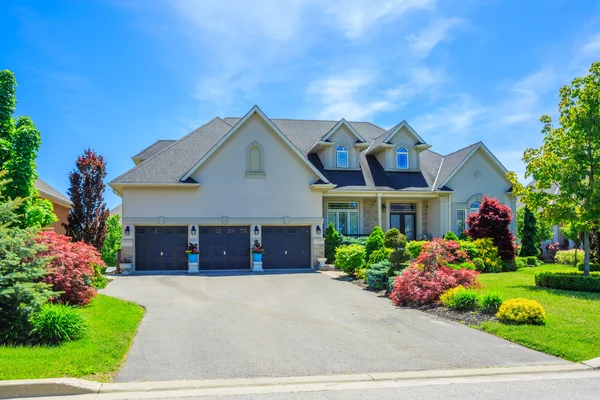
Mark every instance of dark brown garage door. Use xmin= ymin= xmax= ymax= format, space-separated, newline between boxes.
xmin=198 ymin=226 xmax=250 ymax=270
xmin=262 ymin=226 xmax=311 ymax=269
xmin=135 ymin=226 xmax=188 ymax=271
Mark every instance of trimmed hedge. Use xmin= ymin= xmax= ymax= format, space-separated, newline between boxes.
xmin=577 ymin=262 xmax=600 ymax=272
xmin=535 ymin=271 xmax=600 ymax=292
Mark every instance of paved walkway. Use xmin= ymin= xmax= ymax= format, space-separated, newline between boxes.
xmin=102 ymin=271 xmax=566 ymax=382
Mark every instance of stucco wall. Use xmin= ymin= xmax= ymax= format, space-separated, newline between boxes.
xmin=320 ymin=125 xmax=361 ymax=169
xmin=50 ymin=203 xmax=69 ymax=235
xmin=426 ymin=197 xmax=441 ymax=237
xmin=122 ymin=114 xmax=324 ymax=222
xmin=384 ymin=126 xmax=421 ymax=170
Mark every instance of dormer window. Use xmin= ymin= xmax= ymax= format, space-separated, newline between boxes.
xmin=336 ymin=145 xmax=348 ymax=168
xmin=397 ymin=147 xmax=409 ymax=169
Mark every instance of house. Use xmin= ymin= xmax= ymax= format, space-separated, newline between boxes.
xmin=35 ymin=178 xmax=72 ymax=234
xmin=110 ymin=106 xmax=515 ymax=272
xmin=517 ymin=182 xmax=567 ymax=247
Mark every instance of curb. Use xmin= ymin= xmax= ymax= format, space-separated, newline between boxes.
xmin=0 ymin=362 xmax=596 ymax=399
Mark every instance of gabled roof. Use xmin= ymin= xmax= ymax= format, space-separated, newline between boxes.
xmin=366 ymin=121 xmax=427 ymax=154
xmin=180 ymin=106 xmax=330 ymax=183
xmin=436 ymin=142 xmax=507 ymax=188
xmin=321 ymin=119 xmax=367 ymax=143
xmin=132 ymin=140 xmax=177 ymax=163
xmin=35 ymin=178 xmax=72 ymax=207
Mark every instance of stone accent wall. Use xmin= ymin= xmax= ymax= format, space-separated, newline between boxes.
xmin=313 ymin=243 xmax=324 ymax=264
xmin=363 ymin=198 xmax=379 ymax=233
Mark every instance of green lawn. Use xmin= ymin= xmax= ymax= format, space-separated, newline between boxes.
xmin=0 ymin=294 xmax=144 ymax=382
xmin=478 ymin=264 xmax=600 ymax=362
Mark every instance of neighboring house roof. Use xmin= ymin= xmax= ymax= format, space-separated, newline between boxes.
xmin=111 ymin=204 xmax=122 ymax=216
xmin=516 ymin=181 xmax=560 ymax=208
xmin=132 ymin=140 xmax=177 ymax=163
xmin=35 ymin=178 xmax=72 ymax=208
xmin=111 ymin=106 xmax=508 ymax=194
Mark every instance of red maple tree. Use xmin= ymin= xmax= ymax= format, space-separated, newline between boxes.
xmin=467 ymin=195 xmax=516 ymax=260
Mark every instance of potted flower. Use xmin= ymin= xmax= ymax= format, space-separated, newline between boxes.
xmin=251 ymin=240 xmax=265 ymax=262
xmin=186 ymin=242 xmax=199 ymax=263
xmin=120 ymin=257 xmax=133 ymax=275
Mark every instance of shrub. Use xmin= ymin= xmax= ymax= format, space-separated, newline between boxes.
xmin=37 ymin=231 xmax=105 ymax=306
xmin=459 ymin=231 xmax=469 ymax=240
xmin=440 ymin=287 xmax=481 ymax=310
xmin=444 ymin=231 xmax=459 ymax=241
xmin=334 ymin=244 xmax=365 ymax=275
xmin=479 ymin=292 xmax=503 ymax=314
xmin=577 ymin=263 xmax=600 ymax=272
xmin=515 ymin=257 xmax=527 ymax=269
xmin=467 ymin=195 xmax=516 ymax=261
xmin=365 ymin=260 xmax=390 ymax=290
xmin=388 ymin=261 xmax=410 ymax=277
xmin=325 ymin=222 xmax=341 ymax=263
xmin=367 ymin=247 xmax=393 ymax=268
xmin=413 ymin=238 xmax=469 ymax=272
xmin=501 ymin=259 xmax=518 ymax=272
xmin=91 ymin=264 xmax=108 ymax=289
xmin=389 ymin=248 xmax=409 ymax=269
xmin=29 ymin=303 xmax=87 ymax=345
xmin=472 ymin=238 xmax=502 ymax=273
xmin=472 ymin=258 xmax=485 ymax=271
xmin=339 ymin=235 xmax=368 ymax=246
xmin=458 ymin=240 xmax=478 ymax=259
xmin=355 ymin=268 xmax=366 ymax=280
xmin=555 ymin=249 xmax=585 ymax=265
xmin=389 ymin=266 xmax=479 ymax=306
xmin=518 ymin=206 xmax=540 ymax=257
xmin=406 ymin=240 xmax=427 ymax=259
xmin=535 ymin=271 xmax=600 ymax=292
xmin=526 ymin=256 xmax=540 ymax=266
xmin=384 ymin=228 xmax=406 ymax=249
xmin=365 ymin=226 xmax=385 ymax=261
xmin=496 ymin=298 xmax=546 ymax=325
xmin=447 ymin=261 xmax=475 ymax=270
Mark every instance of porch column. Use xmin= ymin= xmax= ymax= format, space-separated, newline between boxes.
xmin=417 ymin=200 xmax=423 ymax=238
xmin=439 ymin=196 xmax=449 ymax=236
xmin=188 ymin=224 xmax=199 ymax=273
xmin=377 ymin=193 xmax=382 ymax=228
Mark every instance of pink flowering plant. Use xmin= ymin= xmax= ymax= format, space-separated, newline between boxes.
xmin=185 ymin=242 xmax=199 ymax=254
xmin=413 ymin=238 xmax=469 ymax=272
xmin=251 ymin=240 xmax=265 ymax=254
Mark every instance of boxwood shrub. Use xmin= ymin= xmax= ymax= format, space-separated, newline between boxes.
xmin=577 ymin=262 xmax=600 ymax=272
xmin=496 ymin=298 xmax=546 ymax=325
xmin=535 ymin=271 xmax=600 ymax=292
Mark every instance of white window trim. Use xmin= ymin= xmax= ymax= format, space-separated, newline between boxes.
xmin=336 ymin=145 xmax=349 ymax=168
xmin=326 ymin=200 xmax=362 ymax=235
xmin=456 ymin=208 xmax=467 ymax=234
xmin=396 ymin=146 xmax=409 ymax=169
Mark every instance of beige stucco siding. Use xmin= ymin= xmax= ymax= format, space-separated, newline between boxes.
xmin=320 ymin=125 xmax=361 ymax=169
xmin=122 ymin=114 xmax=323 ymax=221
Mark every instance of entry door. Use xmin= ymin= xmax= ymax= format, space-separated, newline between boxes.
xmin=135 ymin=226 xmax=188 ymax=271
xmin=198 ymin=226 xmax=250 ymax=270
xmin=390 ymin=213 xmax=416 ymax=241
xmin=262 ymin=226 xmax=311 ymax=269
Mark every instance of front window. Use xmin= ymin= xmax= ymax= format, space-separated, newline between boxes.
xmin=470 ymin=201 xmax=481 ymax=215
xmin=336 ymin=145 xmax=348 ymax=168
xmin=397 ymin=147 xmax=408 ymax=169
xmin=456 ymin=209 xmax=467 ymax=235
xmin=327 ymin=202 xmax=359 ymax=235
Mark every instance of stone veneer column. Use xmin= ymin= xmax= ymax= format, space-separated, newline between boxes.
xmin=362 ymin=198 xmax=378 ymax=234
xmin=188 ymin=224 xmax=199 ymax=273
xmin=120 ymin=224 xmax=134 ymax=269
xmin=251 ymin=224 xmax=263 ymax=271
xmin=312 ymin=223 xmax=324 ymax=268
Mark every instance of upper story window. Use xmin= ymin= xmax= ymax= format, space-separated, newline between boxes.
xmin=246 ymin=141 xmax=265 ymax=178
xmin=397 ymin=147 xmax=409 ymax=169
xmin=336 ymin=145 xmax=348 ymax=168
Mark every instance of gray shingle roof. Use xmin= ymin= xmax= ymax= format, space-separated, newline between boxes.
xmin=433 ymin=143 xmax=480 ymax=188
xmin=35 ymin=178 xmax=72 ymax=206
xmin=132 ymin=140 xmax=177 ymax=161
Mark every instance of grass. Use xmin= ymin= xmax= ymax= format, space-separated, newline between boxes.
xmin=478 ymin=264 xmax=600 ymax=362
xmin=0 ymin=294 xmax=144 ymax=382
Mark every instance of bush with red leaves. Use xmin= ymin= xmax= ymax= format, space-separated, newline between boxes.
xmin=413 ymin=238 xmax=469 ymax=272
xmin=37 ymin=231 xmax=105 ymax=305
xmin=467 ymin=195 xmax=516 ymax=261
xmin=389 ymin=266 xmax=480 ymax=306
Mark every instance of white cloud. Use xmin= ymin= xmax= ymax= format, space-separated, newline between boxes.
xmin=406 ymin=17 xmax=463 ymax=58
xmin=412 ymin=94 xmax=485 ymax=138
xmin=579 ymin=33 xmax=600 ymax=55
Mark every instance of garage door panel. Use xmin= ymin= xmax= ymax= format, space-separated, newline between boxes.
xmin=262 ymin=226 xmax=311 ymax=269
xmin=135 ymin=226 xmax=188 ymax=271
xmin=198 ymin=226 xmax=250 ymax=270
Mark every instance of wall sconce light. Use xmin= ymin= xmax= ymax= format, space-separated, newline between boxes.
xmin=316 ymin=225 xmax=321 ymax=235
xmin=124 ymin=226 xmax=130 ymax=236
xmin=254 ymin=225 xmax=260 ymax=236
xmin=191 ymin=225 xmax=197 ymax=236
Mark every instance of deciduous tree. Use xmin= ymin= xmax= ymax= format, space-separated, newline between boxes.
xmin=508 ymin=62 xmax=600 ymax=276
xmin=467 ymin=196 xmax=516 ymax=261
xmin=65 ymin=149 xmax=110 ymax=250
xmin=101 ymin=214 xmax=122 ymax=267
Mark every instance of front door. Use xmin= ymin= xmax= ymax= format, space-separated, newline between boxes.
xmin=390 ymin=213 xmax=416 ymax=241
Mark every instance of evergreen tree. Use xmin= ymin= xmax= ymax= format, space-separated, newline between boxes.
xmin=365 ymin=226 xmax=385 ymax=262
xmin=65 ymin=149 xmax=110 ymax=250
xmin=324 ymin=222 xmax=340 ymax=263
xmin=519 ymin=207 xmax=539 ymax=256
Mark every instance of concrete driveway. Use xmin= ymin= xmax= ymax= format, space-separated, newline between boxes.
xmin=102 ymin=271 xmax=566 ymax=382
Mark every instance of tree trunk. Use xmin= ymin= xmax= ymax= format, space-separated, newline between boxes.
xmin=583 ymin=230 xmax=591 ymax=276
xmin=574 ymin=246 xmax=578 ymax=267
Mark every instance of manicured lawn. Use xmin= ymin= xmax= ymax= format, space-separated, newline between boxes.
xmin=478 ymin=264 xmax=600 ymax=362
xmin=0 ymin=294 xmax=144 ymax=382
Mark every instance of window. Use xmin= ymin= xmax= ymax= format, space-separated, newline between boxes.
xmin=327 ymin=202 xmax=359 ymax=235
xmin=246 ymin=142 xmax=265 ymax=177
xmin=470 ymin=201 xmax=481 ymax=215
xmin=456 ymin=209 xmax=467 ymax=235
xmin=397 ymin=147 xmax=408 ymax=169
xmin=390 ymin=203 xmax=416 ymax=212
xmin=336 ymin=145 xmax=348 ymax=168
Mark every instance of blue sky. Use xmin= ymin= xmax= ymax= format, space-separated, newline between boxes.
xmin=1 ymin=0 xmax=600 ymax=209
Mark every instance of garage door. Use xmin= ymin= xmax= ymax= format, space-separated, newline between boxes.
xmin=262 ymin=226 xmax=311 ymax=269
xmin=198 ymin=226 xmax=250 ymax=270
xmin=135 ymin=226 xmax=188 ymax=271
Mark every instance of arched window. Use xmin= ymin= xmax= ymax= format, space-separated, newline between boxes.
xmin=470 ymin=201 xmax=481 ymax=215
xmin=397 ymin=147 xmax=409 ymax=169
xmin=336 ymin=145 xmax=348 ymax=168
xmin=246 ymin=142 xmax=264 ymax=177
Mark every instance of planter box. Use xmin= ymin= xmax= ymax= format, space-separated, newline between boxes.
xmin=188 ymin=253 xmax=198 ymax=263
xmin=253 ymin=253 xmax=263 ymax=262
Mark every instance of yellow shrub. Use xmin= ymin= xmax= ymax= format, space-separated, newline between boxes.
xmin=355 ymin=268 xmax=366 ymax=280
xmin=439 ymin=285 xmax=464 ymax=307
xmin=496 ymin=298 xmax=546 ymax=325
